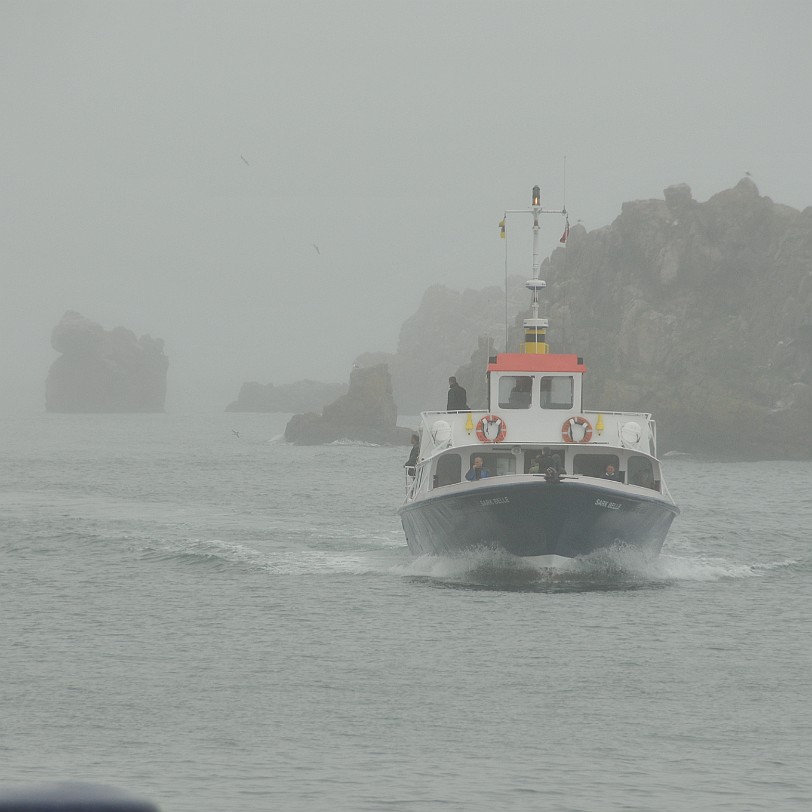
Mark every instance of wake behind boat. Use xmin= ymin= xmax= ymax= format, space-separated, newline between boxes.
xmin=398 ymin=186 xmax=679 ymax=566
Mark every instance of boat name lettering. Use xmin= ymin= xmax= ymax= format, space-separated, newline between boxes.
xmin=479 ymin=496 xmax=510 ymax=506
xmin=594 ymin=498 xmax=622 ymax=510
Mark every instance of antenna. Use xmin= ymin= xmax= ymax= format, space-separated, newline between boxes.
xmin=562 ymin=154 xmax=567 ymax=212
xmin=502 ymin=211 xmax=509 ymax=351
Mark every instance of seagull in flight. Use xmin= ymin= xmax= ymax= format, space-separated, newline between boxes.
xmin=312 ymin=243 xmax=320 ymax=255
xmin=232 ymin=429 xmax=240 ymax=438
xmin=241 ymin=155 xmax=250 ymax=166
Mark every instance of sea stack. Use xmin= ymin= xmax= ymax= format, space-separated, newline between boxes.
xmin=284 ymin=363 xmax=412 ymax=445
xmin=45 ymin=310 xmax=168 ymax=413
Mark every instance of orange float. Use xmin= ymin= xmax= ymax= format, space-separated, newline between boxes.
xmin=561 ymin=416 xmax=593 ymax=443
xmin=475 ymin=415 xmax=507 ymax=443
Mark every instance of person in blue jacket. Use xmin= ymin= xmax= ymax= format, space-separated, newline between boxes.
xmin=465 ymin=456 xmax=490 ymax=481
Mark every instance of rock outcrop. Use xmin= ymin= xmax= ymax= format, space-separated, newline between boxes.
xmin=454 ymin=178 xmax=812 ymax=459
xmin=386 ymin=277 xmax=528 ymax=414
xmin=284 ymin=363 xmax=412 ymax=445
xmin=45 ymin=311 xmax=168 ymax=412
xmin=226 ymin=379 xmax=347 ymax=413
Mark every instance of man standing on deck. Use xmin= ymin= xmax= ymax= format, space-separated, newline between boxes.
xmin=447 ymin=377 xmax=468 ymax=411
xmin=404 ymin=434 xmax=420 ymax=476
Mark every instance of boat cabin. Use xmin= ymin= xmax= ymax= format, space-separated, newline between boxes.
xmin=406 ymin=351 xmax=664 ymax=501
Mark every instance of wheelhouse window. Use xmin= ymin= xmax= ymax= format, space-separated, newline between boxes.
xmin=628 ymin=456 xmax=656 ymax=490
xmin=435 ymin=454 xmax=462 ymax=488
xmin=498 ymin=375 xmax=533 ymax=409
xmin=525 ymin=448 xmax=566 ymax=474
xmin=467 ymin=452 xmax=516 ymax=477
xmin=573 ymin=453 xmax=621 ymax=480
xmin=539 ymin=376 xmax=574 ymax=409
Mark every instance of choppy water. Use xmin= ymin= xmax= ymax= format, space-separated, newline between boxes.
xmin=1 ymin=413 xmax=811 ymax=811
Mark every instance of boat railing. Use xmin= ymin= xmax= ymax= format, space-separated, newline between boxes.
xmin=582 ymin=410 xmax=657 ymax=457
xmin=418 ymin=408 xmax=657 ymax=458
xmin=404 ymin=467 xmax=417 ymax=497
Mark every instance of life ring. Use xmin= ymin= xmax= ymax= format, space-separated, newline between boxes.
xmin=476 ymin=415 xmax=507 ymax=443
xmin=561 ymin=416 xmax=593 ymax=443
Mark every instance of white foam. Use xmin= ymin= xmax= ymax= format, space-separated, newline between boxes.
xmin=656 ymin=553 xmax=797 ymax=581
xmin=260 ymin=550 xmax=377 ymax=575
xmin=390 ymin=544 xmax=796 ymax=587
xmin=328 ymin=438 xmax=380 ymax=447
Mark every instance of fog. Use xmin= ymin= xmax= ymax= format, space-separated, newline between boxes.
xmin=3 ymin=1 xmax=811 ymax=412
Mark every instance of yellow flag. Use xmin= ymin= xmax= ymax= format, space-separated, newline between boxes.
xmin=498 ymin=218 xmax=505 ymax=239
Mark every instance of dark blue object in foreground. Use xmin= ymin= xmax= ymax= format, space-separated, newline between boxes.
xmin=0 ymin=783 xmax=159 ymax=812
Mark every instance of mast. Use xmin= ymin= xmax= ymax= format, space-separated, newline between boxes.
xmin=503 ymin=185 xmax=567 ymax=355
xmin=524 ymin=184 xmax=548 ymax=354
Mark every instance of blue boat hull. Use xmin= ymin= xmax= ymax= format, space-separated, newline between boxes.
xmin=398 ymin=477 xmax=679 ymax=560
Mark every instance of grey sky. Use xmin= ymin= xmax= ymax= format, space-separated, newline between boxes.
xmin=3 ymin=1 xmax=811 ymax=411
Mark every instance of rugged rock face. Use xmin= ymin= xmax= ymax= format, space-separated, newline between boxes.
xmin=387 ymin=277 xmax=527 ymax=414
xmin=226 ymin=380 xmax=347 ymax=413
xmin=284 ymin=363 xmax=412 ymax=445
xmin=455 ymin=178 xmax=812 ymax=459
xmin=45 ymin=311 xmax=168 ymax=413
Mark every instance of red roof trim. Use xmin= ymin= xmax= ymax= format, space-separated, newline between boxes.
xmin=486 ymin=353 xmax=587 ymax=373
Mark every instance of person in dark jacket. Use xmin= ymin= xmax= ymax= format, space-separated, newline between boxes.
xmin=529 ymin=447 xmax=560 ymax=474
xmin=404 ymin=434 xmax=419 ymax=474
xmin=602 ymin=464 xmax=620 ymax=481
xmin=447 ymin=377 xmax=468 ymax=410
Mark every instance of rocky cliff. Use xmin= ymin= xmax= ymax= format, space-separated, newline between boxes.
xmin=455 ymin=179 xmax=812 ymax=459
xmin=387 ymin=277 xmax=527 ymax=414
xmin=284 ymin=363 xmax=412 ymax=445
xmin=45 ymin=311 xmax=168 ymax=413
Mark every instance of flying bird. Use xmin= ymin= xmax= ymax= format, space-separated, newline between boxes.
xmin=232 ymin=429 xmax=240 ymax=438
xmin=241 ymin=155 xmax=250 ymax=166
xmin=312 ymin=243 xmax=320 ymax=255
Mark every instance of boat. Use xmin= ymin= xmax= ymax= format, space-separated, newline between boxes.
xmin=398 ymin=186 xmax=679 ymax=565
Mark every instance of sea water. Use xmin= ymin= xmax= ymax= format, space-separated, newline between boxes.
xmin=1 ymin=412 xmax=811 ymax=812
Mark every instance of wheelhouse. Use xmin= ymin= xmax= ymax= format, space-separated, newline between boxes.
xmin=487 ymin=353 xmax=586 ymax=413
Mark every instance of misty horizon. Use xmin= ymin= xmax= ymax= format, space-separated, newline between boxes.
xmin=4 ymin=1 xmax=811 ymax=413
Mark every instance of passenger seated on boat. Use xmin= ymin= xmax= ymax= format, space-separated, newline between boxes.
xmin=529 ymin=447 xmax=560 ymax=474
xmin=602 ymin=464 xmax=620 ymax=481
xmin=465 ymin=456 xmax=490 ymax=481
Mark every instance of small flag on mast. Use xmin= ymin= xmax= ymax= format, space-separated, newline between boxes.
xmin=498 ymin=218 xmax=505 ymax=239
xmin=560 ymin=218 xmax=570 ymax=244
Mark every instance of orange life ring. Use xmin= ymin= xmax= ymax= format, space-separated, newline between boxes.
xmin=476 ymin=415 xmax=507 ymax=443
xmin=561 ymin=416 xmax=593 ymax=443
